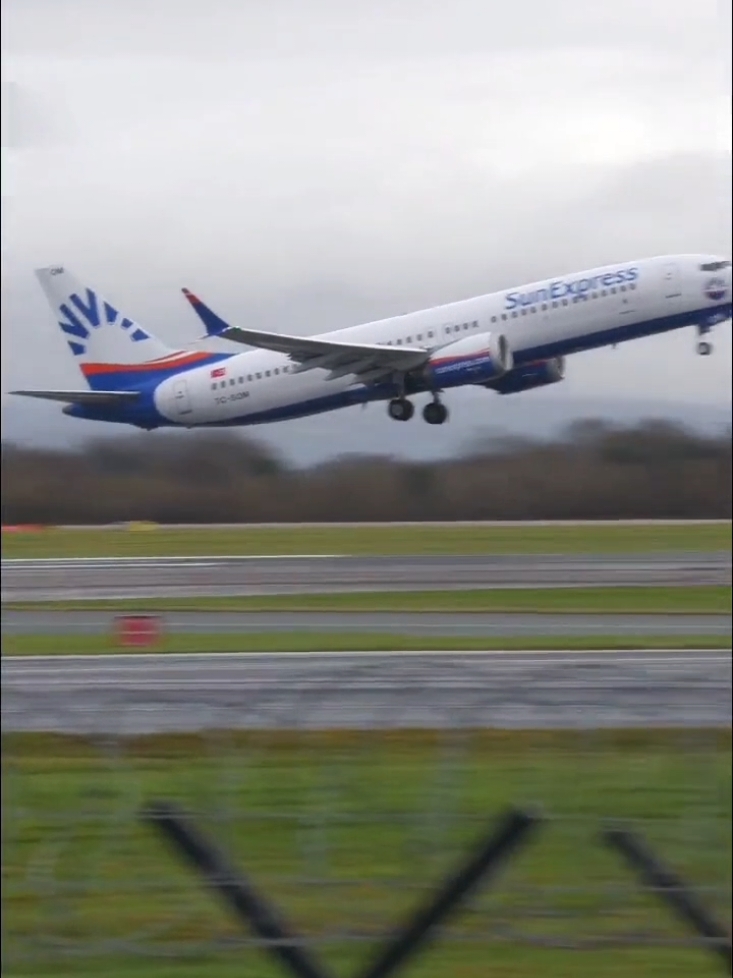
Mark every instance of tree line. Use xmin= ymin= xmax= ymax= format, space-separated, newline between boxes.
xmin=1 ymin=419 xmax=730 ymax=524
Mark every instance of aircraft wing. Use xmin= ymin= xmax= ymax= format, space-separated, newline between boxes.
xmin=182 ymin=288 xmax=429 ymax=382
xmin=10 ymin=389 xmax=140 ymax=405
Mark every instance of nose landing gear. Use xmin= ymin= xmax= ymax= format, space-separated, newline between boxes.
xmin=696 ymin=322 xmax=714 ymax=356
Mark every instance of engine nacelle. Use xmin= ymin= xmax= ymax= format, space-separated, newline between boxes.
xmin=485 ymin=357 xmax=566 ymax=395
xmin=424 ymin=332 xmax=513 ymax=388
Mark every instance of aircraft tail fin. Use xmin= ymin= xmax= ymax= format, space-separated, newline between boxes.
xmin=34 ymin=266 xmax=207 ymax=391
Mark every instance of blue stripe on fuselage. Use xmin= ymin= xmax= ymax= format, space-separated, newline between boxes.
xmin=513 ymin=303 xmax=731 ymax=364
xmin=68 ymin=302 xmax=731 ymax=429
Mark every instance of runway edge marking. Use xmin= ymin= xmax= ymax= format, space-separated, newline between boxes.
xmin=3 ymin=649 xmax=731 ymax=665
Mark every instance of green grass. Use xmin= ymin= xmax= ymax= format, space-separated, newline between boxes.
xmin=3 ymin=730 xmax=731 ymax=977
xmin=3 ymin=521 xmax=731 ymax=558
xmin=6 ymin=584 xmax=732 ymax=614
xmin=3 ymin=632 xmax=732 ymax=656
xmin=5 ymin=945 xmax=728 ymax=978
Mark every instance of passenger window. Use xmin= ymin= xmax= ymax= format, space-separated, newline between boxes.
xmin=256 ymin=373 xmax=262 ymax=379
xmin=610 ymin=287 xmax=617 ymax=294
xmin=211 ymin=383 xmax=216 ymax=391
xmin=511 ymin=311 xmax=518 ymax=318
xmin=541 ymin=303 xmax=548 ymax=311
xmin=473 ymin=320 xmax=478 ymax=327
xmin=407 ymin=336 xmax=412 ymax=343
xmin=530 ymin=307 xmax=536 ymax=314
xmin=219 ymin=381 xmax=226 ymax=388
xmin=601 ymin=290 xmax=607 ymax=297
xmin=417 ymin=333 xmax=422 ymax=341
xmin=463 ymin=323 xmax=468 ymax=330
xmin=428 ymin=330 xmax=434 ymax=338
xmin=501 ymin=313 xmax=507 ymax=321
xmin=552 ymin=301 xmax=558 ymax=308
xmin=620 ymin=285 xmax=626 ymax=292
xmin=229 ymin=378 xmax=235 ymax=386
xmin=629 ymin=283 xmax=636 ymax=290
xmin=397 ymin=338 xmax=402 ymax=345
xmin=274 ymin=368 xmax=279 ymax=375
xmin=491 ymin=316 xmax=497 ymax=323
xmin=562 ymin=299 xmax=569 ymax=306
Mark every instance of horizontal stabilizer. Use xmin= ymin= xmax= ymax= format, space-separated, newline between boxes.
xmin=10 ymin=389 xmax=141 ymax=405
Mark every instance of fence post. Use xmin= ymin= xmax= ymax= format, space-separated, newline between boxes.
xmin=142 ymin=801 xmax=334 ymax=978
xmin=142 ymin=802 xmax=542 ymax=978
xmin=601 ymin=823 xmax=731 ymax=974
xmin=356 ymin=807 xmax=542 ymax=978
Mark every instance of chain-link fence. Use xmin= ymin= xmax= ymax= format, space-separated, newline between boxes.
xmin=2 ymin=651 xmax=731 ymax=975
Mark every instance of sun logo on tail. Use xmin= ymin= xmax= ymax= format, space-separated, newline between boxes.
xmin=58 ymin=289 xmax=151 ymax=355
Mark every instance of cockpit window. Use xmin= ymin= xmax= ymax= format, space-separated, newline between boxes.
xmin=700 ymin=260 xmax=731 ymax=272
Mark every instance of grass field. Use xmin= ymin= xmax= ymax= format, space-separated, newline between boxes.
xmin=3 ymin=521 xmax=731 ymax=558
xmin=4 ymin=632 xmax=732 ymax=656
xmin=3 ymin=730 xmax=731 ymax=978
xmin=5 ymin=584 xmax=732 ymax=615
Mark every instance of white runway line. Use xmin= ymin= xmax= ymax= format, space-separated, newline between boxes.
xmin=2 ymin=555 xmax=346 ymax=565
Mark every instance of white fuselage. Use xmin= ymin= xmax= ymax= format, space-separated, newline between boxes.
xmin=153 ymin=254 xmax=731 ymax=427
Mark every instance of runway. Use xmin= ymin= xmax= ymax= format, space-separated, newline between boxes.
xmin=2 ymin=551 xmax=731 ymax=601
xmin=2 ymin=609 xmax=731 ymax=637
xmin=2 ymin=650 xmax=730 ymax=732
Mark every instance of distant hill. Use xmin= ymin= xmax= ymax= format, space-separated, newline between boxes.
xmin=2 ymin=389 xmax=731 ymax=467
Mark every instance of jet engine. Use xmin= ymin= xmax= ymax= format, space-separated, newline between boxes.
xmin=484 ymin=356 xmax=566 ymax=395
xmin=424 ymin=332 xmax=513 ymax=388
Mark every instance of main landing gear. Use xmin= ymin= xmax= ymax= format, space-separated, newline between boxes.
xmin=387 ymin=397 xmax=414 ymax=421
xmin=422 ymin=399 xmax=448 ymax=425
xmin=387 ymin=397 xmax=449 ymax=425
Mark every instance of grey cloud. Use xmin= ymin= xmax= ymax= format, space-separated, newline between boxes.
xmin=0 ymin=82 xmax=74 ymax=148
xmin=1 ymin=0 xmax=730 ymax=460
xmin=4 ymin=0 xmax=729 ymax=62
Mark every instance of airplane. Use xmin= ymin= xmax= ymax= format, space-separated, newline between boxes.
xmin=10 ymin=255 xmax=732 ymax=430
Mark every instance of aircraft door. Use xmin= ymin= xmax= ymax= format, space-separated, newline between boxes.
xmin=661 ymin=262 xmax=683 ymax=300
xmin=172 ymin=378 xmax=193 ymax=416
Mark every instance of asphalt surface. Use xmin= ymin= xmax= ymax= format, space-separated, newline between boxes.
xmin=2 ymin=609 xmax=731 ymax=637
xmin=2 ymin=651 xmax=730 ymax=732
xmin=2 ymin=551 xmax=731 ymax=601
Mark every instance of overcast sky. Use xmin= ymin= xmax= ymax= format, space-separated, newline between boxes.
xmin=2 ymin=0 xmax=731 ymax=455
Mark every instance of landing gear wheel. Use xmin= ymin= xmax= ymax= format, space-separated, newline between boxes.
xmin=697 ymin=340 xmax=713 ymax=356
xmin=388 ymin=398 xmax=414 ymax=421
xmin=423 ymin=401 xmax=448 ymax=425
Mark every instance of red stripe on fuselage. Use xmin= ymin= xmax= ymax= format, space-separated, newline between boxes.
xmin=81 ymin=351 xmax=215 ymax=376
xmin=429 ymin=350 xmax=491 ymax=367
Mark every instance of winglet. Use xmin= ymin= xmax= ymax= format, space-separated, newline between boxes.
xmin=182 ymin=288 xmax=231 ymax=338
